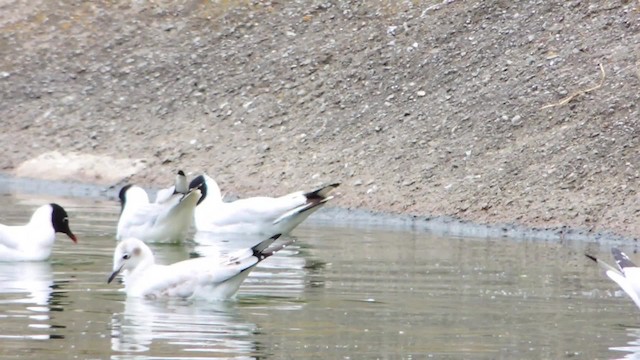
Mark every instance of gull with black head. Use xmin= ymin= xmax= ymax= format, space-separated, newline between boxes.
xmin=188 ymin=173 xmax=339 ymax=236
xmin=0 ymin=203 xmax=77 ymax=261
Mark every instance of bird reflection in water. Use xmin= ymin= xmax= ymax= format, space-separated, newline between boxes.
xmin=0 ymin=261 xmax=67 ymax=340
xmin=110 ymin=298 xmax=258 ymax=356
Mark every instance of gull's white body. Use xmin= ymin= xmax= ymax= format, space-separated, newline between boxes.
xmin=110 ymin=236 xmax=287 ymax=300
xmin=588 ymin=248 xmax=640 ymax=309
xmin=117 ymin=186 xmax=200 ymax=243
xmin=0 ymin=205 xmax=61 ymax=262
xmin=192 ymin=174 xmax=338 ymax=235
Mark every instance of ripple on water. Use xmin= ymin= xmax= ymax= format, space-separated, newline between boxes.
xmin=0 ymin=193 xmax=638 ymax=359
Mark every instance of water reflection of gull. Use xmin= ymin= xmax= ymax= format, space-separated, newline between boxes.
xmin=111 ymin=298 xmax=258 ymax=355
xmin=0 ymin=261 xmax=53 ymax=306
xmin=0 ymin=261 xmax=56 ymax=341
xmin=610 ymin=328 xmax=640 ymax=359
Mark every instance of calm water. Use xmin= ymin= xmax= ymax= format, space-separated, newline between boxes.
xmin=1 ymin=189 xmax=640 ymax=359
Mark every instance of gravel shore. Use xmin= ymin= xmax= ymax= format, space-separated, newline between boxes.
xmin=1 ymin=0 xmax=639 ymax=239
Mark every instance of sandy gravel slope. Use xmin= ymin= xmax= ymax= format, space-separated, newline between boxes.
xmin=1 ymin=0 xmax=639 ymax=239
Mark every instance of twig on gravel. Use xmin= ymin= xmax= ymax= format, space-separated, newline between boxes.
xmin=540 ymin=63 xmax=606 ymax=109
xmin=420 ymin=0 xmax=457 ymax=18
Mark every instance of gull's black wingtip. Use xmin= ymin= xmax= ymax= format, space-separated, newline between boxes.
xmin=585 ymin=253 xmax=597 ymax=263
xmin=612 ymin=248 xmax=637 ymax=269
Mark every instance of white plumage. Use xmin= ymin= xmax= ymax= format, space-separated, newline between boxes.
xmin=587 ymin=248 xmax=640 ymax=309
xmin=154 ymin=170 xmax=189 ymax=204
xmin=117 ymin=184 xmax=200 ymax=243
xmin=108 ymin=235 xmax=290 ymax=300
xmin=0 ymin=203 xmax=77 ymax=262
xmin=188 ymin=174 xmax=339 ymax=236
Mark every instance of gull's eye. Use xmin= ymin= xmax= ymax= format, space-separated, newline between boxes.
xmin=123 ymin=254 xmax=130 ymax=260
xmin=64 ymin=217 xmax=69 ymax=223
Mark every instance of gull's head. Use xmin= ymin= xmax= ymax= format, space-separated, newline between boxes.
xmin=188 ymin=173 xmax=222 ymax=205
xmin=188 ymin=175 xmax=207 ymax=205
xmin=118 ymin=185 xmax=150 ymax=213
xmin=49 ymin=203 xmax=78 ymax=244
xmin=108 ymin=238 xmax=153 ymax=284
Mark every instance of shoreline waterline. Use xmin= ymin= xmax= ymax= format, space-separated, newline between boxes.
xmin=0 ymin=173 xmax=632 ymax=246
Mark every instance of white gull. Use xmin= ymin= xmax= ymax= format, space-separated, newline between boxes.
xmin=188 ymin=173 xmax=339 ymax=235
xmin=0 ymin=203 xmax=77 ymax=262
xmin=587 ymin=247 xmax=640 ymax=309
xmin=107 ymin=234 xmax=291 ymax=300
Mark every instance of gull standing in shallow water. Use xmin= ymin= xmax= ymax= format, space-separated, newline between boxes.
xmin=0 ymin=203 xmax=77 ymax=261
xmin=188 ymin=173 xmax=339 ymax=235
xmin=586 ymin=248 xmax=640 ymax=309
xmin=107 ymin=234 xmax=291 ymax=300
xmin=116 ymin=181 xmax=201 ymax=244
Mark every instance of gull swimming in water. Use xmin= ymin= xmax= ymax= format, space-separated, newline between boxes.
xmin=107 ymin=234 xmax=291 ymax=300
xmin=188 ymin=173 xmax=339 ymax=236
xmin=0 ymin=203 xmax=77 ymax=261
xmin=587 ymin=248 xmax=640 ymax=309
xmin=116 ymin=182 xmax=201 ymax=243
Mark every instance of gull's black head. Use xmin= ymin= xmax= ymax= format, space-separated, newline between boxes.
xmin=118 ymin=184 xmax=133 ymax=213
xmin=188 ymin=175 xmax=207 ymax=205
xmin=50 ymin=203 xmax=77 ymax=243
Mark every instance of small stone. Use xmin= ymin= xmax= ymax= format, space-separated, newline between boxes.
xmin=416 ymin=90 xmax=426 ymax=97
xmin=511 ymin=115 xmax=522 ymax=126
xmin=387 ymin=26 xmax=397 ymax=36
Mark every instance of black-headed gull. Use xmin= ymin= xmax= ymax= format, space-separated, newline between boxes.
xmin=117 ymin=184 xmax=201 ymax=243
xmin=154 ymin=170 xmax=189 ymax=204
xmin=107 ymin=234 xmax=291 ymax=300
xmin=0 ymin=203 xmax=77 ymax=261
xmin=188 ymin=173 xmax=339 ymax=235
xmin=586 ymin=248 xmax=640 ymax=309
